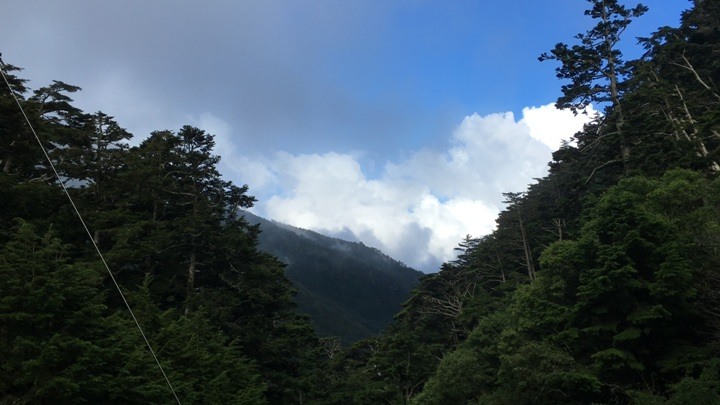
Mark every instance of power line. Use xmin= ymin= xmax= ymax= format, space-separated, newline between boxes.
xmin=0 ymin=54 xmax=182 ymax=405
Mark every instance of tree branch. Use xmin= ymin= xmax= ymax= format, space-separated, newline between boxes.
xmin=583 ymin=159 xmax=621 ymax=185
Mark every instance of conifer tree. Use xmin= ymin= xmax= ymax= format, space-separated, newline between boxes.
xmin=0 ymin=221 xmax=163 ymax=402
xmin=540 ymin=0 xmax=648 ymax=173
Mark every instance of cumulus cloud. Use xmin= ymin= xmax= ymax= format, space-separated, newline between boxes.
xmin=520 ymin=104 xmax=598 ymax=150
xmin=221 ymin=103 xmax=592 ymax=272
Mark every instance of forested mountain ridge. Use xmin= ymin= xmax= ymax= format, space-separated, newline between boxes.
xmin=243 ymin=210 xmax=423 ymax=344
xmin=3 ymin=0 xmax=720 ymax=403
xmin=318 ymin=1 xmax=720 ymax=403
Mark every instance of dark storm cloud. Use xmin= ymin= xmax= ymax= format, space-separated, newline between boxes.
xmin=1 ymin=0 xmax=420 ymax=153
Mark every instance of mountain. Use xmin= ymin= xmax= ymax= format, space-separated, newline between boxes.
xmin=242 ymin=211 xmax=423 ymax=344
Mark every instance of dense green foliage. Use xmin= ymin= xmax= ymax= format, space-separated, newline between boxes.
xmin=3 ymin=0 xmax=720 ymax=403
xmin=0 ymin=64 xmax=324 ymax=403
xmin=245 ymin=211 xmax=422 ymax=344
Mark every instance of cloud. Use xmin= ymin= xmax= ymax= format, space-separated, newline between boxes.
xmin=0 ymin=0 xmax=603 ymax=167
xmin=0 ymin=0 xmax=411 ymax=157
xmin=0 ymin=0 xmax=674 ymax=274
xmin=520 ymin=104 xmax=598 ymax=150
xmin=224 ymin=103 xmax=592 ymax=272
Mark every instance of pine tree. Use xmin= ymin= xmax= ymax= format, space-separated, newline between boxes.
xmin=0 ymin=221 xmax=164 ymax=402
xmin=540 ymin=0 xmax=648 ymax=173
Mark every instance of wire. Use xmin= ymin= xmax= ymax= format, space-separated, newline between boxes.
xmin=0 ymin=54 xmax=182 ymax=405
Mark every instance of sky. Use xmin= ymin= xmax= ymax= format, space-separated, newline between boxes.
xmin=1 ymin=1 xmax=690 ymax=272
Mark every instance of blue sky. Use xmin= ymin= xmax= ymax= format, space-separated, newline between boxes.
xmin=1 ymin=1 xmax=691 ymax=271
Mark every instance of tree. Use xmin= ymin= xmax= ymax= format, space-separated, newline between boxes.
xmin=0 ymin=60 xmax=327 ymax=404
xmin=150 ymin=308 xmax=267 ymax=404
xmin=0 ymin=221 xmax=166 ymax=403
xmin=540 ymin=0 xmax=648 ymax=173
xmin=552 ymin=172 xmax=709 ymax=400
xmin=0 ymin=63 xmax=28 ymax=174
xmin=319 ymin=338 xmax=393 ymax=404
xmin=0 ymin=63 xmax=52 ymax=177
xmin=500 ymin=192 xmax=536 ymax=281
xmin=411 ymin=347 xmax=487 ymax=404
xmin=28 ymin=80 xmax=82 ymax=124
xmin=630 ymin=0 xmax=720 ymax=173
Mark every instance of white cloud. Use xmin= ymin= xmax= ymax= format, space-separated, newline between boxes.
xmin=195 ymin=112 xmax=233 ymax=152
xmin=520 ymin=103 xmax=597 ymax=150
xmin=216 ymin=104 xmax=592 ymax=272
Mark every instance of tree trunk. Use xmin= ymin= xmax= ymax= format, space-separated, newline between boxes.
xmin=519 ymin=215 xmax=536 ymax=280
xmin=185 ymin=247 xmax=196 ymax=315
xmin=3 ymin=155 xmax=13 ymax=173
xmin=601 ymin=2 xmax=630 ymax=174
xmin=673 ymin=84 xmax=720 ymax=171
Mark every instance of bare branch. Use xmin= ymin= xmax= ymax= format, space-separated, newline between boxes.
xmin=583 ymin=159 xmax=622 ymax=185
xmin=671 ymin=53 xmax=720 ymax=101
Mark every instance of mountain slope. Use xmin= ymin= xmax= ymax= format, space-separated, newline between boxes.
xmin=243 ymin=211 xmax=423 ymax=344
